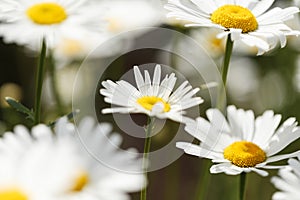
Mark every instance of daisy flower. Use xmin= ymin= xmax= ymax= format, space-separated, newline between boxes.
xmin=177 ymin=105 xmax=300 ymax=176
xmin=0 ymin=0 xmax=103 ymax=49
xmin=165 ymin=0 xmax=300 ymax=55
xmin=0 ymin=124 xmax=82 ymax=200
xmin=100 ymin=64 xmax=203 ymax=123
xmin=271 ymin=155 xmax=300 ymax=200
xmin=0 ymin=117 xmax=145 ymax=200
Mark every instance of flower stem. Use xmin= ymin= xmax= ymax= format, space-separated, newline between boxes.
xmin=34 ymin=38 xmax=47 ymax=125
xmin=48 ymin=51 xmax=65 ymax=115
xmin=140 ymin=117 xmax=154 ymax=200
xmin=216 ymin=34 xmax=234 ymax=112
xmin=239 ymin=172 xmax=247 ymax=200
xmin=194 ymin=159 xmax=211 ymax=200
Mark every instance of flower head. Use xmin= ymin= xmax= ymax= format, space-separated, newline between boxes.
xmin=100 ymin=64 xmax=203 ymax=123
xmin=165 ymin=0 xmax=300 ymax=55
xmin=177 ymin=106 xmax=300 ymax=176
xmin=271 ymin=155 xmax=300 ymax=200
xmin=0 ymin=0 xmax=103 ymax=50
xmin=0 ymin=117 xmax=145 ymax=199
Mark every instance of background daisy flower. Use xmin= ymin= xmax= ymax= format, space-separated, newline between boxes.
xmin=0 ymin=117 xmax=145 ymax=200
xmin=177 ymin=105 xmax=300 ymax=176
xmin=165 ymin=0 xmax=300 ymax=55
xmin=271 ymin=155 xmax=300 ymax=200
xmin=100 ymin=64 xmax=203 ymax=123
xmin=0 ymin=0 xmax=104 ymax=50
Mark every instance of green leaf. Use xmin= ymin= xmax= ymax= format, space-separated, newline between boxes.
xmin=5 ymin=97 xmax=34 ymax=121
xmin=48 ymin=109 xmax=80 ymax=127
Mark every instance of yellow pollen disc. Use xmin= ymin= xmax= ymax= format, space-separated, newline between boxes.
xmin=60 ymin=39 xmax=84 ymax=56
xmin=107 ymin=18 xmax=123 ymax=33
xmin=71 ymin=172 xmax=89 ymax=192
xmin=137 ymin=96 xmax=171 ymax=113
xmin=223 ymin=141 xmax=266 ymax=167
xmin=26 ymin=3 xmax=67 ymax=25
xmin=0 ymin=189 xmax=27 ymax=200
xmin=211 ymin=5 xmax=258 ymax=33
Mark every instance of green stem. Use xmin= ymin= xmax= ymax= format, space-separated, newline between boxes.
xmin=194 ymin=159 xmax=211 ymax=200
xmin=140 ymin=117 xmax=154 ymax=200
xmin=48 ymin=51 xmax=65 ymax=115
xmin=239 ymin=172 xmax=247 ymax=200
xmin=34 ymin=38 xmax=47 ymax=125
xmin=216 ymin=34 xmax=234 ymax=113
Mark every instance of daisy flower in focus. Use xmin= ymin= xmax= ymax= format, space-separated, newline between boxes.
xmin=100 ymin=64 xmax=203 ymax=123
xmin=177 ymin=106 xmax=300 ymax=176
xmin=0 ymin=0 xmax=103 ymax=49
xmin=0 ymin=117 xmax=145 ymax=200
xmin=271 ymin=155 xmax=300 ymax=200
xmin=165 ymin=0 xmax=300 ymax=55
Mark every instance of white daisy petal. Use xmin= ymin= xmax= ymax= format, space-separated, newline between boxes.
xmin=176 ymin=142 xmax=222 ymax=160
xmin=210 ymin=163 xmax=243 ymax=175
xmin=248 ymin=168 xmax=269 ymax=176
xmin=261 ymin=151 xmax=300 ymax=165
xmin=251 ymin=0 xmax=275 ymax=16
xmin=252 ymin=110 xmax=281 ymax=148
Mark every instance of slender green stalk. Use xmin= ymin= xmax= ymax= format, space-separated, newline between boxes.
xmin=216 ymin=34 xmax=234 ymax=112
xmin=48 ymin=51 xmax=65 ymax=115
xmin=34 ymin=38 xmax=47 ymax=125
xmin=239 ymin=173 xmax=247 ymax=200
xmin=194 ymin=159 xmax=210 ymax=200
xmin=140 ymin=117 xmax=154 ymax=200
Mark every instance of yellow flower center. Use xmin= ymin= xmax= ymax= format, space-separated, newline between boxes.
xmin=59 ymin=39 xmax=84 ymax=56
xmin=137 ymin=96 xmax=171 ymax=112
xmin=26 ymin=3 xmax=67 ymax=25
xmin=211 ymin=5 xmax=258 ymax=33
xmin=107 ymin=18 xmax=123 ymax=33
xmin=223 ymin=141 xmax=266 ymax=167
xmin=71 ymin=172 xmax=89 ymax=192
xmin=0 ymin=189 xmax=27 ymax=200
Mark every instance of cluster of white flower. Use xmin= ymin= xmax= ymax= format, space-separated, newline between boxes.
xmin=0 ymin=117 xmax=145 ymax=199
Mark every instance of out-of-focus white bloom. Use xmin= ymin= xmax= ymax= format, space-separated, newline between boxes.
xmin=165 ymin=0 xmax=300 ymax=55
xmin=0 ymin=117 xmax=145 ymax=200
xmin=100 ymin=64 xmax=203 ymax=123
xmin=190 ymin=28 xmax=225 ymax=58
xmin=0 ymin=124 xmax=81 ymax=200
xmin=43 ymin=66 xmax=86 ymax=107
xmin=271 ymin=156 xmax=300 ymax=200
xmin=177 ymin=106 xmax=300 ymax=176
xmin=294 ymin=0 xmax=300 ymax=7
xmin=295 ymin=56 xmax=300 ymax=93
xmin=100 ymin=0 xmax=162 ymax=34
xmin=0 ymin=0 xmax=104 ymax=50
xmin=227 ymin=58 xmax=259 ymax=102
xmin=52 ymin=0 xmax=163 ymax=66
